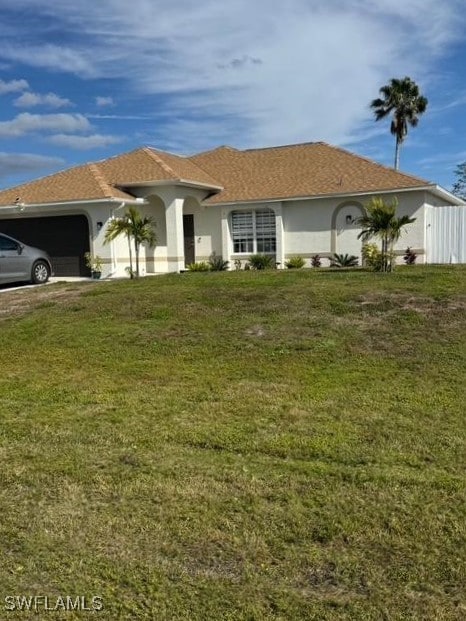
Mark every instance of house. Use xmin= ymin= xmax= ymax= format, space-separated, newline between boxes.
xmin=0 ymin=142 xmax=463 ymax=277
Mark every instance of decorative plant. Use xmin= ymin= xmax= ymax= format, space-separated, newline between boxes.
xmin=330 ymin=253 xmax=359 ymax=268
xmin=84 ymin=252 xmax=103 ymax=275
xmin=285 ymin=256 xmax=305 ymax=269
xmin=248 ymin=254 xmax=275 ymax=270
xmin=362 ymin=243 xmax=383 ymax=271
xmin=355 ymin=197 xmax=415 ymax=272
xmin=311 ymin=254 xmax=322 ymax=268
xmin=187 ymin=261 xmax=210 ymax=272
xmin=403 ymin=247 xmax=417 ymax=265
xmin=234 ymin=259 xmax=242 ymax=271
xmin=104 ymin=205 xmax=156 ymax=278
xmin=208 ymin=252 xmax=229 ymax=271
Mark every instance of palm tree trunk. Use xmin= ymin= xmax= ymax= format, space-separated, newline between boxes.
xmin=394 ymin=137 xmax=400 ymax=170
xmin=127 ymin=232 xmax=134 ymax=279
xmin=135 ymin=242 xmax=140 ymax=278
xmin=382 ymin=235 xmax=388 ymax=272
xmin=388 ymin=238 xmax=395 ymax=272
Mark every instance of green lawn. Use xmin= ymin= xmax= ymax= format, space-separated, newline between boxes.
xmin=0 ymin=266 xmax=465 ymax=620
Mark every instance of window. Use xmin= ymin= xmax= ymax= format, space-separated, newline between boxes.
xmin=0 ymin=235 xmax=19 ymax=252
xmin=232 ymin=209 xmax=276 ymax=254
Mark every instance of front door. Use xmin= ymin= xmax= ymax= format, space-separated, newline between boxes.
xmin=183 ymin=214 xmax=195 ymax=266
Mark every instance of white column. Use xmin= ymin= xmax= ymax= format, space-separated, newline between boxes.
xmin=273 ymin=202 xmax=285 ymax=268
xmin=165 ymin=196 xmax=185 ymax=272
xmin=221 ymin=209 xmax=232 ymax=269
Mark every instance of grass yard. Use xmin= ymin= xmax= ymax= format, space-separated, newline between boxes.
xmin=0 ymin=266 xmax=465 ymax=620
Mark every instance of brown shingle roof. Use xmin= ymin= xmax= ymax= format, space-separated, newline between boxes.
xmin=0 ymin=162 xmax=132 ymax=206
xmin=0 ymin=147 xmax=221 ymax=207
xmin=98 ymin=147 xmax=222 ymax=188
xmin=0 ymin=142 xmax=433 ymax=207
xmin=190 ymin=142 xmax=433 ymax=204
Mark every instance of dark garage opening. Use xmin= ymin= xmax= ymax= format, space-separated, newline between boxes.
xmin=0 ymin=215 xmax=91 ymax=276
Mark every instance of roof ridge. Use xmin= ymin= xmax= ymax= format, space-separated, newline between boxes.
xmin=243 ymin=141 xmax=319 ymax=153
xmin=145 ymin=145 xmax=191 ymax=159
xmin=88 ymin=163 xmax=115 ymax=198
xmin=142 ymin=147 xmax=177 ymax=177
xmin=191 ymin=145 xmax=238 ymax=158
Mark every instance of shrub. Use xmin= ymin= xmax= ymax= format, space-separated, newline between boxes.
xmin=403 ymin=247 xmax=417 ymax=265
xmin=208 ymin=252 xmax=229 ymax=271
xmin=234 ymin=259 xmax=242 ymax=271
xmin=84 ymin=252 xmax=103 ymax=272
xmin=330 ymin=253 xmax=359 ymax=268
xmin=285 ymin=256 xmax=305 ymax=269
xmin=248 ymin=254 xmax=275 ymax=270
xmin=362 ymin=243 xmax=384 ymax=271
xmin=187 ymin=261 xmax=210 ymax=272
xmin=362 ymin=243 xmax=397 ymax=271
xmin=311 ymin=254 xmax=322 ymax=268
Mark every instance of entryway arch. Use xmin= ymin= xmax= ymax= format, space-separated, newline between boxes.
xmin=331 ymin=201 xmax=365 ymax=260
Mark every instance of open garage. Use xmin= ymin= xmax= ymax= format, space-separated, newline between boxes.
xmin=0 ymin=214 xmax=90 ymax=277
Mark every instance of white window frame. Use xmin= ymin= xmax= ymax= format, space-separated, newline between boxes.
xmin=231 ymin=209 xmax=276 ymax=255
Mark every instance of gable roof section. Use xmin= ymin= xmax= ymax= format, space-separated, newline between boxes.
xmin=190 ymin=142 xmax=434 ymax=204
xmin=0 ymin=162 xmax=133 ymax=206
xmin=0 ymin=142 xmax=438 ymax=208
xmin=98 ymin=147 xmax=222 ymax=188
xmin=0 ymin=147 xmax=222 ymax=207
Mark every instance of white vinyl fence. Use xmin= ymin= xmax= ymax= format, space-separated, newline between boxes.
xmin=426 ymin=205 xmax=466 ymax=264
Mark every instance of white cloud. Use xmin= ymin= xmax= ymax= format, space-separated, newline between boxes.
xmin=0 ymin=113 xmax=91 ymax=137
xmin=86 ymin=114 xmax=150 ymax=120
xmin=1 ymin=1 xmax=465 ymax=150
xmin=95 ymin=96 xmax=114 ymax=107
xmin=0 ymin=78 xmax=29 ymax=95
xmin=14 ymin=91 xmax=72 ymax=108
xmin=0 ymin=152 xmax=64 ymax=179
xmin=48 ymin=133 xmax=122 ymax=150
xmin=1 ymin=44 xmax=96 ymax=78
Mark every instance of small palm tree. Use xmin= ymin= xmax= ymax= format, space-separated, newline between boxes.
xmin=371 ymin=77 xmax=428 ymax=170
xmin=356 ymin=197 xmax=415 ymax=272
xmin=104 ymin=206 xmax=156 ymax=278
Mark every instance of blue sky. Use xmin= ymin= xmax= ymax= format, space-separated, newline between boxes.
xmin=0 ymin=0 xmax=465 ymax=192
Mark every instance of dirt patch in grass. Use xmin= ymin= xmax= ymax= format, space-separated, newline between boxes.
xmin=0 ymin=284 xmax=90 ymax=321
xmin=355 ymin=291 xmax=466 ymax=316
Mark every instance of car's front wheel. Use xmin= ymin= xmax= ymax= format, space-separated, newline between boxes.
xmin=31 ymin=260 xmax=51 ymax=284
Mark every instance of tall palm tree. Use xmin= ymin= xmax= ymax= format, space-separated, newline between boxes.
xmin=371 ymin=77 xmax=428 ymax=170
xmin=104 ymin=206 xmax=156 ymax=278
xmin=356 ymin=197 xmax=415 ymax=272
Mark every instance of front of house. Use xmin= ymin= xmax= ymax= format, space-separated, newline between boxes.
xmin=0 ymin=142 xmax=463 ymax=277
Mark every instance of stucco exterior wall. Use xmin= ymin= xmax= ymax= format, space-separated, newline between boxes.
xmin=217 ymin=190 xmax=429 ymax=268
xmin=182 ymin=199 xmax=223 ymax=262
